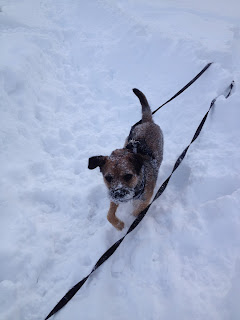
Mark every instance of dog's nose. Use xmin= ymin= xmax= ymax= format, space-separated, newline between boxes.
xmin=113 ymin=188 xmax=129 ymax=198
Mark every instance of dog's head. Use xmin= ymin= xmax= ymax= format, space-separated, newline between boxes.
xmin=88 ymin=149 xmax=144 ymax=203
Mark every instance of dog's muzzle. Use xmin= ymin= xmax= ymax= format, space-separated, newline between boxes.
xmin=109 ymin=188 xmax=132 ymax=203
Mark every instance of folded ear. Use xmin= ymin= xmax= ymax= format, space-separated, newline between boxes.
xmin=88 ymin=156 xmax=106 ymax=169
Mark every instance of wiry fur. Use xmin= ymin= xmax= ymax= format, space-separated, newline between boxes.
xmin=88 ymin=89 xmax=163 ymax=230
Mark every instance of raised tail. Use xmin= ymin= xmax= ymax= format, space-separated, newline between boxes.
xmin=133 ymin=88 xmax=153 ymax=123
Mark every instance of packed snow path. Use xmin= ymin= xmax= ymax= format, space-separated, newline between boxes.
xmin=0 ymin=1 xmax=240 ymax=320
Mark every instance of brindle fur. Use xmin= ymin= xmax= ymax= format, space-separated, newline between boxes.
xmin=88 ymin=89 xmax=163 ymax=230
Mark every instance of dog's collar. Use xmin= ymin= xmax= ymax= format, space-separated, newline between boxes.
xmin=133 ymin=167 xmax=146 ymax=200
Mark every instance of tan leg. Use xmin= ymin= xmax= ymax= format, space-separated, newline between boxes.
xmin=107 ymin=202 xmax=124 ymax=231
xmin=132 ymin=198 xmax=151 ymax=217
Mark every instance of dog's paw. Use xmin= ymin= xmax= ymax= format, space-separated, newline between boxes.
xmin=107 ymin=214 xmax=124 ymax=231
xmin=116 ymin=220 xmax=124 ymax=231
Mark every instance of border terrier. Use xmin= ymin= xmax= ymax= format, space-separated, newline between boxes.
xmin=88 ymin=89 xmax=163 ymax=230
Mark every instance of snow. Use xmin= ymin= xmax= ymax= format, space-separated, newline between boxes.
xmin=0 ymin=0 xmax=240 ymax=319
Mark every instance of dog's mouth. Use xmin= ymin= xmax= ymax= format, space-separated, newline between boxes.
xmin=109 ymin=187 xmax=134 ymax=203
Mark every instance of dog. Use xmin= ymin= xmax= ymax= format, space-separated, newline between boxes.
xmin=88 ymin=89 xmax=163 ymax=230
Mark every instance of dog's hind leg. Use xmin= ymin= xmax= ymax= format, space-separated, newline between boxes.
xmin=107 ymin=202 xmax=124 ymax=231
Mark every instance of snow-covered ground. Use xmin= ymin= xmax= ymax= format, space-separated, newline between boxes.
xmin=1 ymin=1 xmax=240 ymax=319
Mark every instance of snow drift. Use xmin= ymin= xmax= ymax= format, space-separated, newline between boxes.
xmin=0 ymin=1 xmax=240 ymax=320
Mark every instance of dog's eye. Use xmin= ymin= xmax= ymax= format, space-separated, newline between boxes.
xmin=124 ymin=174 xmax=133 ymax=182
xmin=105 ymin=175 xmax=113 ymax=183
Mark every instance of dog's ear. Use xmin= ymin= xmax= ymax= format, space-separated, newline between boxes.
xmin=88 ymin=156 xmax=106 ymax=170
xmin=130 ymin=153 xmax=144 ymax=175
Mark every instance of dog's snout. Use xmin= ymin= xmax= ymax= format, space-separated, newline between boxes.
xmin=112 ymin=188 xmax=129 ymax=199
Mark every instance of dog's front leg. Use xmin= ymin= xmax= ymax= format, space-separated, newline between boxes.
xmin=132 ymin=182 xmax=155 ymax=217
xmin=107 ymin=202 xmax=124 ymax=231
xmin=132 ymin=199 xmax=151 ymax=217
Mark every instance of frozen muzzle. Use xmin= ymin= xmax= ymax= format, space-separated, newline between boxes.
xmin=109 ymin=187 xmax=135 ymax=203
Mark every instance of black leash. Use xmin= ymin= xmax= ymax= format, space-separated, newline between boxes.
xmin=45 ymin=65 xmax=234 ymax=320
xmin=131 ymin=62 xmax=212 ymax=131
xmin=152 ymin=62 xmax=213 ymax=114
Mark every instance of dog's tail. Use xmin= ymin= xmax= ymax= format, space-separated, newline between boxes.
xmin=133 ymin=88 xmax=153 ymax=123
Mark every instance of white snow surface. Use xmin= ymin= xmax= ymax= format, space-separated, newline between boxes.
xmin=1 ymin=1 xmax=240 ymax=319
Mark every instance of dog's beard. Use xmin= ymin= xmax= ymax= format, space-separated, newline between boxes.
xmin=108 ymin=187 xmax=135 ymax=204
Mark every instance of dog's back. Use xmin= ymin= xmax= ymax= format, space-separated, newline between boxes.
xmin=127 ymin=89 xmax=163 ymax=169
